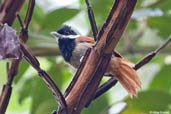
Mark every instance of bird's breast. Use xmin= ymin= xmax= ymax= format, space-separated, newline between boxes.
xmin=70 ymin=42 xmax=93 ymax=68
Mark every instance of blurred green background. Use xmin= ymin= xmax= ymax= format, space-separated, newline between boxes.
xmin=0 ymin=0 xmax=171 ymax=114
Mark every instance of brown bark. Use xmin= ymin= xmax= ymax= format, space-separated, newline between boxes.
xmin=63 ymin=0 xmax=137 ymax=114
xmin=0 ymin=1 xmax=25 ymax=114
xmin=0 ymin=0 xmax=25 ymax=25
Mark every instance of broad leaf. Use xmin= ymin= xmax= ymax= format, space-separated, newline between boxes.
xmin=82 ymin=94 xmax=109 ymax=114
xmin=122 ymin=91 xmax=171 ymax=114
xmin=149 ymin=65 xmax=171 ymax=93
xmin=14 ymin=61 xmax=29 ymax=84
xmin=151 ymin=0 xmax=171 ymax=12
xmin=41 ymin=8 xmax=80 ymax=32
xmin=90 ymin=0 xmax=115 ymax=27
xmin=147 ymin=16 xmax=171 ymax=38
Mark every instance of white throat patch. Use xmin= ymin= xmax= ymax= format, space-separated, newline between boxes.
xmin=51 ymin=31 xmax=80 ymax=39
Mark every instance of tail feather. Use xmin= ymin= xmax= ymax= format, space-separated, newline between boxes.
xmin=107 ymin=57 xmax=141 ymax=97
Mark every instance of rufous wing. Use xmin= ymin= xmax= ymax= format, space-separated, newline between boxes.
xmin=76 ymin=36 xmax=95 ymax=43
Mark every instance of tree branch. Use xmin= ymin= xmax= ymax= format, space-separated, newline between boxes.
xmin=134 ymin=37 xmax=171 ymax=70
xmin=0 ymin=0 xmax=25 ymax=25
xmin=62 ymin=0 xmax=137 ymax=114
xmin=86 ymin=36 xmax=171 ymax=107
xmin=85 ymin=0 xmax=98 ymax=41
xmin=19 ymin=43 xmax=67 ymax=113
xmin=0 ymin=1 xmax=25 ymax=113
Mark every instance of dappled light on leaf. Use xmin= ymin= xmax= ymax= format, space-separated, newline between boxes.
xmin=0 ymin=24 xmax=20 ymax=60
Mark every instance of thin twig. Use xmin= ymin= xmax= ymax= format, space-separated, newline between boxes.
xmin=24 ymin=0 xmax=35 ymax=30
xmin=16 ymin=14 xmax=24 ymax=29
xmin=16 ymin=4 xmax=68 ymax=111
xmin=20 ymin=43 xmax=68 ymax=113
xmin=134 ymin=37 xmax=171 ymax=70
xmin=85 ymin=0 xmax=98 ymax=41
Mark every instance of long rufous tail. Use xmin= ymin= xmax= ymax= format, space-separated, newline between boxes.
xmin=107 ymin=57 xmax=141 ymax=97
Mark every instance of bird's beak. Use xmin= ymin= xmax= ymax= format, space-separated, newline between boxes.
xmin=50 ymin=31 xmax=62 ymax=38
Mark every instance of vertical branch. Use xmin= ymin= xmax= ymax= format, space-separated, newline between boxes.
xmin=19 ymin=0 xmax=35 ymax=43
xmin=0 ymin=0 xmax=25 ymax=25
xmin=0 ymin=0 xmax=36 ymax=114
xmin=0 ymin=0 xmax=25 ymax=113
xmin=24 ymin=0 xmax=35 ymax=30
xmin=85 ymin=0 xmax=98 ymax=41
xmin=0 ymin=85 xmax=12 ymax=114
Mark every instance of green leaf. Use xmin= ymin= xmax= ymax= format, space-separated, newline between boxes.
xmin=41 ymin=8 xmax=80 ymax=32
xmin=79 ymin=0 xmax=85 ymax=7
xmin=18 ymin=77 xmax=32 ymax=104
xmin=123 ymin=91 xmax=171 ymax=114
xmin=90 ymin=0 xmax=115 ymax=27
xmin=35 ymin=99 xmax=57 ymax=114
xmin=82 ymin=94 xmax=109 ymax=114
xmin=149 ymin=65 xmax=171 ymax=93
xmin=29 ymin=76 xmax=57 ymax=114
xmin=18 ymin=58 xmax=72 ymax=114
xmin=18 ymin=69 xmax=55 ymax=114
xmin=46 ymin=57 xmax=72 ymax=91
xmin=135 ymin=0 xmax=144 ymax=9
xmin=14 ymin=61 xmax=29 ymax=84
xmin=0 ymin=61 xmax=7 ymax=90
xmin=151 ymin=0 xmax=171 ymax=12
xmin=127 ymin=20 xmax=138 ymax=30
xmin=147 ymin=16 xmax=171 ymax=38
xmin=13 ymin=2 xmax=45 ymax=32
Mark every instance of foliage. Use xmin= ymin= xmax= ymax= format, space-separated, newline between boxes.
xmin=0 ymin=0 xmax=171 ymax=114
xmin=123 ymin=91 xmax=171 ymax=114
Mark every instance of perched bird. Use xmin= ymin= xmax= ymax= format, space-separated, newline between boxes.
xmin=51 ymin=25 xmax=141 ymax=97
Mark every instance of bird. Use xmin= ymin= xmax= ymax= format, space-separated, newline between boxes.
xmin=51 ymin=25 xmax=141 ymax=97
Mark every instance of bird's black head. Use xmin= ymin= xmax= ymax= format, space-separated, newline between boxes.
xmin=52 ymin=25 xmax=77 ymax=62
xmin=57 ymin=25 xmax=77 ymax=35
xmin=51 ymin=25 xmax=78 ymax=63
